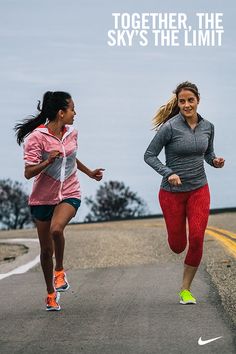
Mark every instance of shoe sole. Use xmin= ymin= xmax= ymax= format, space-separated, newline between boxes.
xmin=180 ymin=300 xmax=196 ymax=304
xmin=55 ymin=283 xmax=70 ymax=292
xmin=46 ymin=305 xmax=61 ymax=311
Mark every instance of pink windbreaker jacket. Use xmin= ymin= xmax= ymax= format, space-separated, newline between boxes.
xmin=24 ymin=124 xmax=81 ymax=205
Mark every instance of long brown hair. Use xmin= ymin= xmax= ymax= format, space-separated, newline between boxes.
xmin=152 ymin=81 xmax=200 ymax=129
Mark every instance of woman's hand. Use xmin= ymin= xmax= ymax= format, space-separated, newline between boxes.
xmin=76 ymin=159 xmax=104 ymax=180
xmin=168 ymin=174 xmax=182 ymax=186
xmin=47 ymin=150 xmax=62 ymax=164
xmin=89 ymin=168 xmax=105 ymax=181
xmin=213 ymin=157 xmax=225 ymax=168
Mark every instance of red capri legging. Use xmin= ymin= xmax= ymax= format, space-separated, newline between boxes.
xmin=159 ymin=184 xmax=210 ymax=267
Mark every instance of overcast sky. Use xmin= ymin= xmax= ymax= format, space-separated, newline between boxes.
xmin=0 ymin=0 xmax=235 ymax=221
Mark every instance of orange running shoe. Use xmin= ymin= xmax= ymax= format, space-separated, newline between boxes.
xmin=46 ymin=291 xmax=61 ymax=311
xmin=54 ymin=269 xmax=70 ymax=292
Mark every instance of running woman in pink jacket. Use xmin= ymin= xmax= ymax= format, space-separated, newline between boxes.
xmin=15 ymin=91 xmax=104 ymax=311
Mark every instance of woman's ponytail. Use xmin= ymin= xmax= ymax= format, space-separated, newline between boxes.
xmin=14 ymin=91 xmax=71 ymax=145
xmin=152 ymin=95 xmax=179 ymax=130
xmin=14 ymin=112 xmax=47 ymax=145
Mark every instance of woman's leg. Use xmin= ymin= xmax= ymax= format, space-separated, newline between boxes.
xmin=182 ymin=185 xmax=210 ymax=290
xmin=181 ymin=265 xmax=198 ymax=291
xmin=50 ymin=202 xmax=76 ymax=271
xmin=159 ymin=189 xmax=187 ymax=254
xmin=35 ymin=220 xmax=54 ymax=294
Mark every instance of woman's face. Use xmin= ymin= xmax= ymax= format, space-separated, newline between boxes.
xmin=177 ymin=89 xmax=199 ymax=120
xmin=61 ymin=99 xmax=76 ymax=125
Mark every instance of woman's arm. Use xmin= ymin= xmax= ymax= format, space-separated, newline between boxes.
xmin=144 ymin=122 xmax=174 ymax=177
xmin=25 ymin=160 xmax=50 ymax=179
xmin=25 ymin=150 xmax=61 ymax=179
xmin=76 ymin=158 xmax=104 ymax=181
xmin=204 ymin=124 xmax=225 ymax=168
xmin=204 ymin=123 xmax=217 ymax=166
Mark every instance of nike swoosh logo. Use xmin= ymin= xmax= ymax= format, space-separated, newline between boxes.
xmin=198 ymin=336 xmax=222 ymax=345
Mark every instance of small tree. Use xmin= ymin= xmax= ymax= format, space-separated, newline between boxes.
xmin=85 ymin=180 xmax=148 ymax=222
xmin=0 ymin=179 xmax=33 ymax=230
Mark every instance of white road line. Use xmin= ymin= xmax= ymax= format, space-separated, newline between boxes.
xmin=0 ymin=238 xmax=40 ymax=280
xmin=0 ymin=238 xmax=39 ymax=243
xmin=0 ymin=255 xmax=40 ymax=280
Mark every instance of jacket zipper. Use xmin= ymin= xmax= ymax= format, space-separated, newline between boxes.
xmin=58 ymin=143 xmax=66 ymax=201
xmin=192 ymin=129 xmax=197 ymax=152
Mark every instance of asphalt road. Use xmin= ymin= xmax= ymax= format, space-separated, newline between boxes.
xmin=0 ymin=215 xmax=236 ymax=353
xmin=0 ymin=264 xmax=235 ymax=353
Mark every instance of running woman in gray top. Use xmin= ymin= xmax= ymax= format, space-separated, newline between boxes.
xmin=144 ymin=81 xmax=225 ymax=304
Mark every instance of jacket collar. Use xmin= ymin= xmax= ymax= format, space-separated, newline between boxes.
xmin=35 ymin=124 xmax=74 ymax=141
xmin=179 ymin=112 xmax=203 ymax=124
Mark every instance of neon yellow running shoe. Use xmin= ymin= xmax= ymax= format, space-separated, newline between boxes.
xmin=179 ymin=289 xmax=196 ymax=304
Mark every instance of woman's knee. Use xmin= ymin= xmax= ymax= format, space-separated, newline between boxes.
xmin=168 ymin=239 xmax=186 ymax=254
xmin=50 ymin=224 xmax=64 ymax=239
